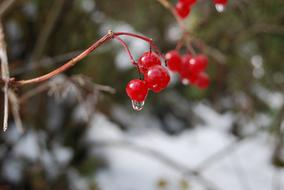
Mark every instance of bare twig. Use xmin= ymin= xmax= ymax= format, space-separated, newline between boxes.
xmin=0 ymin=0 xmax=16 ymax=17
xmin=93 ymin=140 xmax=220 ymax=190
xmin=238 ymin=24 xmax=284 ymax=41
xmin=0 ymin=21 xmax=10 ymax=132
xmin=14 ymin=31 xmax=115 ymax=86
xmin=30 ymin=0 xmax=66 ymax=65
xmin=194 ymin=129 xmax=262 ymax=173
xmin=19 ymin=82 xmax=51 ymax=103
xmin=12 ymin=50 xmax=83 ymax=75
xmin=195 ymin=139 xmax=242 ymax=172
xmin=8 ymin=90 xmax=24 ymax=132
xmin=19 ymin=74 xmax=115 ymax=123
xmin=113 ymin=35 xmax=136 ymax=65
xmin=156 ymin=0 xmax=187 ymax=31
xmin=3 ymin=31 xmax=154 ymax=87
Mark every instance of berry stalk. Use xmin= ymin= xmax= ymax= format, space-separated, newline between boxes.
xmin=156 ymin=0 xmax=196 ymax=55
xmin=0 ymin=30 xmax=163 ymax=87
xmin=113 ymin=35 xmax=136 ymax=65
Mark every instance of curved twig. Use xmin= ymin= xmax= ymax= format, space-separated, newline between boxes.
xmin=93 ymin=140 xmax=220 ymax=190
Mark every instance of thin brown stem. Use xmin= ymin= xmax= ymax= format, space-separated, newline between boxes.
xmin=113 ymin=35 xmax=136 ymax=65
xmin=156 ymin=0 xmax=198 ymax=55
xmin=30 ymin=0 xmax=66 ymax=66
xmin=15 ymin=31 xmax=114 ymax=86
xmin=0 ymin=31 xmax=162 ymax=88
xmin=115 ymin=32 xmax=153 ymax=43
xmin=156 ymin=0 xmax=187 ymax=31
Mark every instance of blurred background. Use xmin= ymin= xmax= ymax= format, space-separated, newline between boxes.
xmin=1 ymin=0 xmax=284 ymax=189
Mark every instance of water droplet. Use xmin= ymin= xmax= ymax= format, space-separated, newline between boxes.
xmin=131 ymin=100 xmax=145 ymax=111
xmin=215 ymin=4 xmax=225 ymax=13
xmin=182 ymin=79 xmax=189 ymax=85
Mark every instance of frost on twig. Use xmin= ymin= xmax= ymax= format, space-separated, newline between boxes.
xmin=48 ymin=75 xmax=115 ymax=122
xmin=20 ymin=74 xmax=116 ymax=122
xmin=0 ymin=22 xmax=10 ymax=132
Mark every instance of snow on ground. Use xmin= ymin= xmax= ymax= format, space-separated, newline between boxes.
xmin=85 ymin=105 xmax=284 ymax=190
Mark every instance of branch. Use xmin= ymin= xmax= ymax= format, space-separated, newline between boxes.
xmin=19 ymin=74 xmax=116 ymax=103
xmin=113 ymin=35 xmax=136 ymax=65
xmin=30 ymin=0 xmax=66 ymax=65
xmin=238 ymin=24 xmax=284 ymax=41
xmin=93 ymin=140 xmax=220 ymax=190
xmin=194 ymin=130 xmax=261 ymax=173
xmin=14 ymin=30 xmax=115 ymax=86
xmin=12 ymin=50 xmax=83 ymax=75
xmin=8 ymin=90 xmax=24 ymax=132
xmin=0 ymin=0 xmax=16 ymax=17
xmin=156 ymin=0 xmax=187 ymax=31
xmin=0 ymin=21 xmax=10 ymax=132
xmin=1 ymin=31 xmax=156 ymax=87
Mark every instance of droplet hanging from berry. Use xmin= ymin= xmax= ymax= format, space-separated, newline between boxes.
xmin=131 ymin=100 xmax=145 ymax=111
xmin=213 ymin=0 xmax=228 ymax=13
xmin=126 ymin=79 xmax=148 ymax=111
xmin=182 ymin=78 xmax=189 ymax=85
xmin=215 ymin=4 xmax=225 ymax=12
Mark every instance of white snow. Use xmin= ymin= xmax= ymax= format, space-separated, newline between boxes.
xmin=85 ymin=107 xmax=284 ymax=190
xmin=13 ymin=130 xmax=40 ymax=161
xmin=1 ymin=158 xmax=23 ymax=183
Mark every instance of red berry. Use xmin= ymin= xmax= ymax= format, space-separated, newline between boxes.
xmin=144 ymin=65 xmax=170 ymax=93
xmin=195 ymin=73 xmax=210 ymax=89
xmin=178 ymin=54 xmax=192 ymax=79
xmin=213 ymin=0 xmax=227 ymax=5
xmin=188 ymin=55 xmax=208 ymax=74
xmin=126 ymin=79 xmax=148 ymax=102
xmin=165 ymin=50 xmax=182 ymax=72
xmin=179 ymin=0 xmax=197 ymax=6
xmin=187 ymin=73 xmax=199 ymax=85
xmin=175 ymin=2 xmax=190 ymax=19
xmin=196 ymin=54 xmax=208 ymax=69
xmin=182 ymin=54 xmax=192 ymax=65
xmin=138 ymin=52 xmax=161 ymax=74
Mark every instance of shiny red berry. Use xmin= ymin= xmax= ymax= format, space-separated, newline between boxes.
xmin=188 ymin=55 xmax=208 ymax=74
xmin=213 ymin=0 xmax=227 ymax=5
xmin=126 ymin=79 xmax=148 ymax=102
xmin=196 ymin=54 xmax=208 ymax=68
xmin=182 ymin=54 xmax=192 ymax=65
xmin=178 ymin=54 xmax=192 ymax=79
xmin=175 ymin=2 xmax=190 ymax=19
xmin=179 ymin=0 xmax=197 ymax=6
xmin=138 ymin=52 xmax=161 ymax=74
xmin=185 ymin=73 xmax=199 ymax=85
xmin=165 ymin=50 xmax=182 ymax=72
xmin=195 ymin=73 xmax=210 ymax=89
xmin=145 ymin=65 xmax=170 ymax=93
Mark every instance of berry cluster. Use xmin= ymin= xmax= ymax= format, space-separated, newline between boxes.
xmin=165 ymin=50 xmax=210 ymax=89
xmin=126 ymin=52 xmax=170 ymax=110
xmin=175 ymin=0 xmax=197 ymax=19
